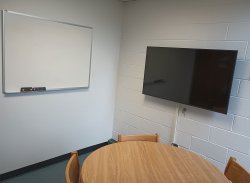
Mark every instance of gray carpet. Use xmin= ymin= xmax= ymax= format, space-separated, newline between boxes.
xmin=2 ymin=153 xmax=91 ymax=183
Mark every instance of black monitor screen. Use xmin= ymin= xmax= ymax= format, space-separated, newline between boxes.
xmin=143 ymin=47 xmax=238 ymax=114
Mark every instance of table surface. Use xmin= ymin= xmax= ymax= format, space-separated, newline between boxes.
xmin=81 ymin=141 xmax=229 ymax=183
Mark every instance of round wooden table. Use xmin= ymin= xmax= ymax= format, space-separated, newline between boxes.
xmin=81 ymin=141 xmax=229 ymax=183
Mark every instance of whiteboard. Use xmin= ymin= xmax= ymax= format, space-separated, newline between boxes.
xmin=2 ymin=10 xmax=92 ymax=93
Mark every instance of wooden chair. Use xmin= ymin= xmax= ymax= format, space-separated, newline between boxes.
xmin=224 ymin=157 xmax=250 ymax=183
xmin=118 ymin=133 xmax=160 ymax=142
xmin=65 ymin=151 xmax=82 ymax=183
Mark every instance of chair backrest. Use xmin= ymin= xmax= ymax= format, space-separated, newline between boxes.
xmin=118 ymin=133 xmax=160 ymax=142
xmin=65 ymin=151 xmax=81 ymax=183
xmin=224 ymin=157 xmax=250 ymax=183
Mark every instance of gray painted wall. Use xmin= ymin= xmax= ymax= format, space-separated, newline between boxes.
xmin=0 ymin=0 xmax=123 ymax=174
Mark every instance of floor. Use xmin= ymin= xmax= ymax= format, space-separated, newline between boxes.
xmin=2 ymin=153 xmax=90 ymax=183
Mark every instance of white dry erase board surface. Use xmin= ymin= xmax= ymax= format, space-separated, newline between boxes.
xmin=2 ymin=10 xmax=92 ymax=94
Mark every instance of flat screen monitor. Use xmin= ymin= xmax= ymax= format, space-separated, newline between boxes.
xmin=143 ymin=47 xmax=238 ymax=114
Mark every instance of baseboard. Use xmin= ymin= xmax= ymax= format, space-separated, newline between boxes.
xmin=0 ymin=142 xmax=108 ymax=181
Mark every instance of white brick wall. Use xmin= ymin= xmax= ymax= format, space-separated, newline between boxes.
xmin=231 ymin=79 xmax=241 ymax=96
xmin=238 ymin=80 xmax=250 ymax=99
xmin=210 ymin=128 xmax=250 ymax=154
xmin=175 ymin=131 xmax=191 ymax=149
xmin=177 ymin=117 xmax=210 ymax=140
xmin=190 ymin=137 xmax=228 ymax=163
xmin=113 ymin=0 xmax=250 ymax=172
xmin=233 ymin=116 xmax=250 ymax=137
xmin=228 ymin=97 xmax=250 ymax=118
xmin=234 ymin=61 xmax=250 ymax=79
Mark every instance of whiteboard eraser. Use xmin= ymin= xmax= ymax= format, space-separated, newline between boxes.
xmin=20 ymin=87 xmax=32 ymax=92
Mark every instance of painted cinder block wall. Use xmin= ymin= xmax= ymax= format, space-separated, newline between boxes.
xmin=113 ymin=0 xmax=250 ymax=172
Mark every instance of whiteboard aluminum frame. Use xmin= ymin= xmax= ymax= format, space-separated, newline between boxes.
xmin=2 ymin=10 xmax=93 ymax=94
